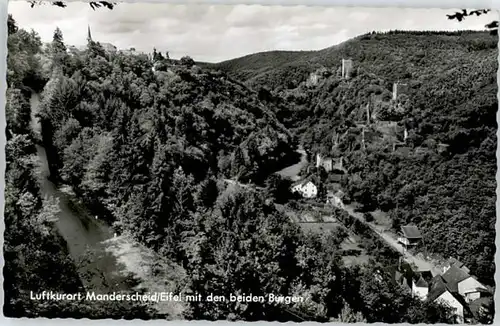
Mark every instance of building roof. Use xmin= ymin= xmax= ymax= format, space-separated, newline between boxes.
xmin=413 ymin=271 xmax=433 ymax=288
xmin=401 ymin=225 xmax=422 ymax=239
xmin=427 ymin=275 xmax=469 ymax=313
xmin=291 ymin=176 xmax=314 ymax=188
xmin=448 ymin=258 xmax=471 ymax=274
xmin=101 ymin=42 xmax=117 ymax=53
xmin=414 ymin=276 xmax=429 ymax=288
xmin=448 ymin=257 xmax=465 ymax=268
xmin=383 ymin=261 xmax=413 ymax=289
xmin=441 ymin=265 xmax=471 ymax=292
xmin=419 ymin=270 xmax=434 ymax=282
xmin=427 ymin=275 xmax=449 ymax=302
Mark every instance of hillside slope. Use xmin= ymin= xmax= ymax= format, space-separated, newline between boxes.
xmin=215 ymin=30 xmax=496 ymax=90
xmin=216 ymin=30 xmax=498 ymax=285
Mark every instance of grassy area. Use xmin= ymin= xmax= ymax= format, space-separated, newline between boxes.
xmin=340 ymin=233 xmax=372 ymax=267
xmin=280 ymin=201 xmax=375 ymax=267
xmin=369 ymin=209 xmax=393 ymax=231
xmin=342 ymin=254 xmax=372 ymax=267
xmin=299 ymin=221 xmax=340 ymax=233
xmin=104 ymin=235 xmax=188 ymax=319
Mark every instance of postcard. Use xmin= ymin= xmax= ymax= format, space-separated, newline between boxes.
xmin=3 ymin=1 xmax=497 ymax=323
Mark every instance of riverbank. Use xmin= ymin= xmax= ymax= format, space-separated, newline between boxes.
xmin=29 ymin=91 xmax=187 ymax=317
xmin=104 ymin=234 xmax=187 ymax=318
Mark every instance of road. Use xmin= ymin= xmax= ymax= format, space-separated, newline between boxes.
xmin=338 ymin=203 xmax=441 ymax=276
xmin=223 ymin=178 xmax=264 ymax=190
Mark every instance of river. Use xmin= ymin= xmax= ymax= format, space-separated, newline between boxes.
xmin=29 ymin=93 xmax=134 ymax=292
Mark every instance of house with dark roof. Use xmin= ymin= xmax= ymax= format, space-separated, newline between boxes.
xmin=443 ymin=257 xmax=470 ymax=274
xmin=384 ymin=261 xmax=433 ymax=301
xmin=411 ymin=270 xmax=434 ymax=300
xmin=382 ymin=259 xmax=416 ymax=294
xmin=397 ymin=225 xmax=422 ymax=249
xmin=441 ymin=265 xmax=489 ymax=303
xmin=427 ymin=275 xmax=469 ymax=323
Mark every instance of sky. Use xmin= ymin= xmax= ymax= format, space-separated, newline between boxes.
xmin=8 ymin=1 xmax=496 ymax=63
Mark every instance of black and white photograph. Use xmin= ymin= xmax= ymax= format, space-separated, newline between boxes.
xmin=3 ymin=1 xmax=498 ymax=323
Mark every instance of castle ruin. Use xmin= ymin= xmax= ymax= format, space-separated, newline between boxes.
xmin=316 ymin=154 xmax=333 ymax=172
xmin=393 ymin=82 xmax=409 ymax=100
xmin=342 ymin=59 xmax=353 ymax=79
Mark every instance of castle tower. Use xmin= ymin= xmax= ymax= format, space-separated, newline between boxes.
xmin=316 ymin=153 xmax=322 ymax=168
xmin=341 ymin=59 xmax=353 ymax=79
xmin=393 ymin=82 xmax=409 ymax=101
xmin=361 ymin=129 xmax=366 ymax=150
xmin=366 ymin=103 xmax=370 ymax=125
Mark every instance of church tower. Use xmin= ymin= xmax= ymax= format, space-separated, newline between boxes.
xmin=87 ymin=25 xmax=92 ymax=42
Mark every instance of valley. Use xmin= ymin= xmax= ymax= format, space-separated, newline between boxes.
xmin=4 ymin=8 xmax=496 ymax=323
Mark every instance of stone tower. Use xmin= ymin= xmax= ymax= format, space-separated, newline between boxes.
xmin=393 ymin=82 xmax=408 ymax=100
xmin=342 ymin=59 xmax=353 ymax=79
xmin=366 ymin=103 xmax=370 ymax=125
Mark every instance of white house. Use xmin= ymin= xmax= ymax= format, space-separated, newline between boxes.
xmin=291 ymin=179 xmax=318 ymax=198
xmin=412 ymin=280 xmax=428 ymax=300
xmin=436 ymin=291 xmax=465 ymax=324
xmin=428 ymin=275 xmax=466 ymax=323
xmin=411 ymin=271 xmax=433 ymax=300
xmin=441 ymin=265 xmax=488 ymax=303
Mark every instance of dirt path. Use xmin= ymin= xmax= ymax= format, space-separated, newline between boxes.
xmin=340 ymin=203 xmax=441 ymax=275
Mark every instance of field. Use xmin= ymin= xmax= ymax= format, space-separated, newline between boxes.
xmin=278 ymin=202 xmax=374 ymax=267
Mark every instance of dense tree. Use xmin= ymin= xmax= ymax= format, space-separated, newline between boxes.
xmin=4 ymin=16 xmax=153 ymax=319
xmin=6 ymin=13 xmax=470 ymax=322
xmin=216 ymin=30 xmax=497 ymax=285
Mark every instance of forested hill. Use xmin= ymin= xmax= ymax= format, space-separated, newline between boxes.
xmin=214 ymin=30 xmax=497 ymax=91
xmin=217 ymin=30 xmax=498 ymax=285
xmin=6 ymin=16 xmax=457 ymax=321
xmin=39 ymin=41 xmax=297 ymax=185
